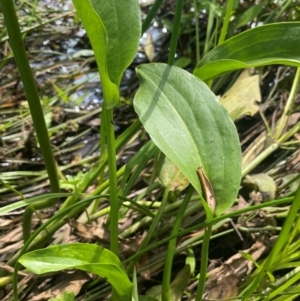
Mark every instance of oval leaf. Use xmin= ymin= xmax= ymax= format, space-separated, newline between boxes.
xmin=133 ymin=63 xmax=241 ymax=215
xmin=90 ymin=0 xmax=141 ymax=87
xmin=194 ymin=22 xmax=300 ymax=81
xmin=72 ymin=0 xmax=141 ymax=108
xmin=19 ymin=244 xmax=132 ymax=298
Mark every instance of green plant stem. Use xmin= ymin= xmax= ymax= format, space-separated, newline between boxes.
xmin=99 ymin=106 xmax=107 ymax=187
xmin=264 ymin=267 xmax=300 ymax=300
xmin=77 ymin=165 xmax=126 ymax=223
xmin=1 ymin=0 xmax=59 ymax=193
xmin=218 ymin=0 xmax=234 ymax=45
xmin=280 ymin=119 xmax=300 ymax=142
xmin=274 ymin=0 xmax=293 ymax=20
xmin=168 ymin=0 xmax=184 ymax=65
xmin=242 ymin=183 xmax=300 ymax=300
xmin=60 ymin=119 xmax=141 ymax=211
xmin=242 ymin=119 xmax=300 ymax=177
xmin=1 ymin=0 xmax=60 ymax=241
xmin=127 ymin=187 xmax=171 ymax=273
xmin=102 ymin=106 xmax=119 ymax=257
xmin=86 ymin=108 xmax=107 ymax=215
xmin=278 ymin=173 xmax=300 ymax=193
xmin=132 ymin=266 xmax=139 ymax=300
xmin=280 ymin=216 xmax=300 ymax=265
xmin=276 ymin=67 xmax=300 ymax=139
xmin=90 ymin=196 xmax=157 ymax=221
xmin=149 ymin=150 xmax=162 ymax=185
xmin=162 ymin=186 xmax=194 ymax=301
xmin=203 ymin=2 xmax=215 ymax=56
xmin=195 ymin=222 xmax=212 ymax=300
xmin=193 ymin=0 xmax=200 ymax=62
xmin=142 ymin=0 xmax=164 ymax=34
xmin=193 ymin=169 xmax=214 ymax=300
xmin=242 ymin=142 xmax=279 ymax=177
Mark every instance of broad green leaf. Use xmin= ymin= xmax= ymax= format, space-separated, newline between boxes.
xmin=72 ymin=0 xmax=118 ymax=107
xmin=19 ymin=244 xmax=132 ymax=298
xmin=90 ymin=0 xmax=141 ymax=87
xmin=134 ymin=63 xmax=241 ymax=216
xmin=72 ymin=0 xmax=141 ymax=108
xmin=194 ymin=22 xmax=300 ymax=81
